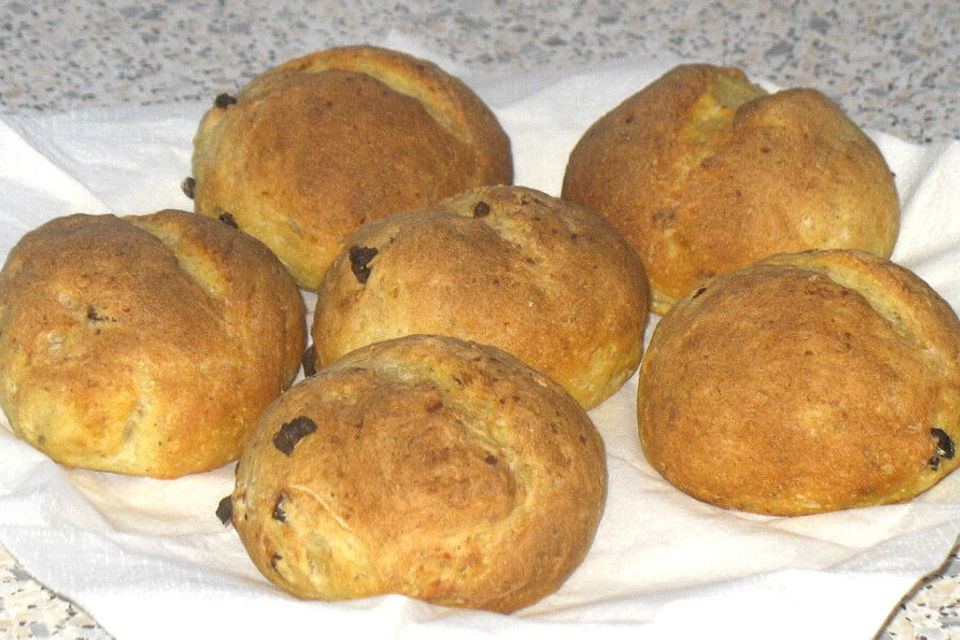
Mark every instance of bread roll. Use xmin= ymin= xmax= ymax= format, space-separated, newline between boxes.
xmin=310 ymin=185 xmax=649 ymax=409
xmin=229 ymin=335 xmax=606 ymax=612
xmin=190 ymin=45 xmax=513 ymax=289
xmin=562 ymin=64 xmax=900 ymax=314
xmin=638 ymin=249 xmax=960 ymax=515
xmin=0 ymin=210 xmax=305 ymax=478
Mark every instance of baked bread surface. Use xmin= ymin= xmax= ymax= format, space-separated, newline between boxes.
xmin=637 ymin=249 xmax=960 ymax=515
xmin=562 ymin=64 xmax=900 ymax=314
xmin=0 ymin=210 xmax=305 ymax=478
xmin=310 ymin=185 xmax=649 ymax=409
xmin=231 ymin=334 xmax=606 ymax=612
xmin=191 ymin=45 xmax=513 ymax=289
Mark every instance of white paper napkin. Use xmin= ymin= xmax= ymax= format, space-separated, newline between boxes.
xmin=1 ymin=39 xmax=959 ymax=639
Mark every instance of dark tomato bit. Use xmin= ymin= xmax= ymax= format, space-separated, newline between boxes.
xmin=272 ymin=415 xmax=318 ymax=455
xmin=349 ymin=245 xmax=379 ymax=284
xmin=216 ymin=495 xmax=234 ymax=525
xmin=215 ymin=93 xmax=238 ymax=108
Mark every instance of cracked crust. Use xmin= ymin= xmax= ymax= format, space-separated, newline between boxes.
xmin=0 ymin=211 xmax=305 ymax=477
xmin=310 ymin=185 xmax=649 ymax=409
xmin=190 ymin=45 xmax=513 ymax=290
xmin=231 ymin=335 xmax=606 ymax=612
xmin=637 ymin=249 xmax=960 ymax=515
xmin=562 ymin=64 xmax=900 ymax=314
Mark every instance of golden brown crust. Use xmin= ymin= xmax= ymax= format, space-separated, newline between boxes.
xmin=191 ymin=45 xmax=513 ymax=289
xmin=231 ymin=335 xmax=606 ymax=612
xmin=310 ymin=185 xmax=649 ymax=409
xmin=562 ymin=64 xmax=900 ymax=315
xmin=0 ymin=210 xmax=305 ymax=478
xmin=637 ymin=249 xmax=960 ymax=515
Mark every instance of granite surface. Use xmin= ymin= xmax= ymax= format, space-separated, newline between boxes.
xmin=1 ymin=1 xmax=960 ymax=638
xmin=1 ymin=1 xmax=959 ymax=143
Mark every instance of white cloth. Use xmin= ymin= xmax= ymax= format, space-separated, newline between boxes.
xmin=1 ymin=38 xmax=959 ymax=639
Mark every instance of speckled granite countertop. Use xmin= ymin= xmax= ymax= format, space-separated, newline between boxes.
xmin=1 ymin=1 xmax=959 ymax=638
xmin=3 ymin=0 xmax=960 ymax=143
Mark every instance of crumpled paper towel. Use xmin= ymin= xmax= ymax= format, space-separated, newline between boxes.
xmin=2 ymin=39 xmax=960 ymax=640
